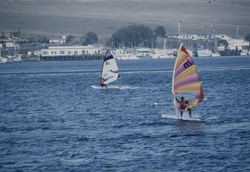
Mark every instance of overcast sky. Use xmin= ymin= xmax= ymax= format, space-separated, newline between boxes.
xmin=0 ymin=0 xmax=250 ymax=37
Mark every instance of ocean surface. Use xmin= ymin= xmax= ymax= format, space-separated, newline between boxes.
xmin=0 ymin=57 xmax=250 ymax=171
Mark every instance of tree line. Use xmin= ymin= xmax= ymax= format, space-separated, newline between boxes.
xmin=65 ymin=25 xmax=166 ymax=48
xmin=66 ymin=32 xmax=98 ymax=45
xmin=26 ymin=25 xmax=166 ymax=47
xmin=107 ymin=25 xmax=166 ymax=48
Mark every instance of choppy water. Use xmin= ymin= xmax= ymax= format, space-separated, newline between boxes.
xmin=0 ymin=57 xmax=250 ymax=171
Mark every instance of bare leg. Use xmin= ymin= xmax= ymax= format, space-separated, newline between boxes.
xmin=188 ymin=109 xmax=192 ymax=118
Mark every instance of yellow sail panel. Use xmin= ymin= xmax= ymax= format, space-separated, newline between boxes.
xmin=175 ymin=82 xmax=202 ymax=93
xmin=174 ymin=65 xmax=197 ymax=83
xmin=176 ymin=51 xmax=189 ymax=70
xmin=187 ymin=99 xmax=200 ymax=109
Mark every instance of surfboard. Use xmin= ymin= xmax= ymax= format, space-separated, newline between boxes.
xmin=91 ymin=85 xmax=107 ymax=89
xmin=91 ymin=85 xmax=138 ymax=90
xmin=161 ymin=114 xmax=205 ymax=122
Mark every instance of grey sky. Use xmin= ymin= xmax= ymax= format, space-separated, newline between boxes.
xmin=0 ymin=0 xmax=250 ymax=36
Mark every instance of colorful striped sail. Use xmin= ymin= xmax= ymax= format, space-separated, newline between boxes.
xmin=172 ymin=43 xmax=204 ymax=110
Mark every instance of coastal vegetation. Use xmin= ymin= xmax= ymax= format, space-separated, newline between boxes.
xmin=107 ymin=24 xmax=167 ymax=48
xmin=66 ymin=32 xmax=98 ymax=45
xmin=154 ymin=25 xmax=166 ymax=38
xmin=82 ymin=32 xmax=98 ymax=45
xmin=108 ymin=24 xmax=154 ymax=48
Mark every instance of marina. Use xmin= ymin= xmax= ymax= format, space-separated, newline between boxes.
xmin=1 ymin=32 xmax=249 ymax=63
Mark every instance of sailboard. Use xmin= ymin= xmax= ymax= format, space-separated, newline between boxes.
xmin=100 ymin=50 xmax=120 ymax=87
xmin=161 ymin=114 xmax=204 ymax=122
xmin=172 ymin=43 xmax=204 ymax=118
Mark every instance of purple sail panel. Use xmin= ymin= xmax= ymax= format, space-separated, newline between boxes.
xmin=174 ymin=57 xmax=194 ymax=78
xmin=174 ymin=74 xmax=199 ymax=89
xmin=175 ymin=90 xmax=199 ymax=95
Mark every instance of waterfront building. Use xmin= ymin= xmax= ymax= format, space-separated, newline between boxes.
xmin=35 ymin=45 xmax=104 ymax=61
xmin=49 ymin=35 xmax=66 ymax=44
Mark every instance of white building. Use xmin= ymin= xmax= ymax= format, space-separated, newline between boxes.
xmin=215 ymin=34 xmax=249 ymax=51
xmin=171 ymin=34 xmax=212 ymax=41
xmin=37 ymin=45 xmax=102 ymax=57
xmin=49 ymin=35 xmax=66 ymax=44
xmin=4 ymin=42 xmax=20 ymax=57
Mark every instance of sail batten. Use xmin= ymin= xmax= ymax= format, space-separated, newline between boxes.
xmin=172 ymin=43 xmax=204 ymax=110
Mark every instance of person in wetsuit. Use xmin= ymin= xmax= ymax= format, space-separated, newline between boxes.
xmin=175 ymin=96 xmax=192 ymax=118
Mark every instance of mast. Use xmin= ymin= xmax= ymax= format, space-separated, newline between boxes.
xmin=172 ymin=43 xmax=182 ymax=95
xmin=178 ymin=20 xmax=181 ymax=37
xmin=172 ymin=43 xmax=183 ymax=114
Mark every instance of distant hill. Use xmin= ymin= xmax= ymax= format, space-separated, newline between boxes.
xmin=0 ymin=0 xmax=250 ymax=37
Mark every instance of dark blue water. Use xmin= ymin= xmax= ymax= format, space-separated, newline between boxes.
xmin=0 ymin=57 xmax=250 ymax=171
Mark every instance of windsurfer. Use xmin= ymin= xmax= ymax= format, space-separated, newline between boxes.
xmin=175 ymin=96 xmax=192 ymax=118
xmin=99 ymin=50 xmax=119 ymax=88
xmin=100 ymin=77 xmax=107 ymax=88
xmin=172 ymin=44 xmax=203 ymax=119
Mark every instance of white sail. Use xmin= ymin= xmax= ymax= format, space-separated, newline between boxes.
xmin=101 ymin=50 xmax=119 ymax=85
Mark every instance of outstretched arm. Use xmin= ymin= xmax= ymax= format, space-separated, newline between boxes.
xmin=174 ymin=96 xmax=181 ymax=104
